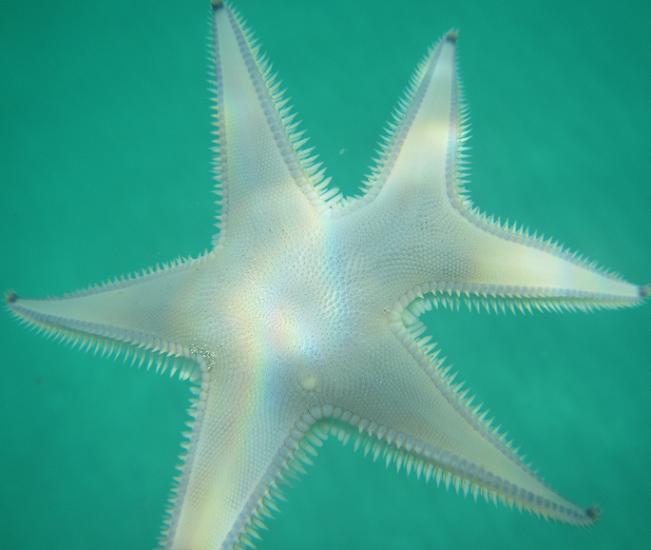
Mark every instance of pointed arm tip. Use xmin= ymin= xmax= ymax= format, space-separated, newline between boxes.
xmin=5 ymin=290 xmax=18 ymax=305
xmin=445 ymin=29 xmax=459 ymax=43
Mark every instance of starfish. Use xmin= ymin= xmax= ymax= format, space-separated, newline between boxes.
xmin=6 ymin=1 xmax=647 ymax=548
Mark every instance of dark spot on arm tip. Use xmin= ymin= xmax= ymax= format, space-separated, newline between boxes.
xmin=5 ymin=291 xmax=18 ymax=304
xmin=640 ymin=285 xmax=649 ymax=298
xmin=586 ymin=505 xmax=601 ymax=521
xmin=211 ymin=0 xmax=224 ymax=9
xmin=445 ymin=30 xmax=458 ymax=44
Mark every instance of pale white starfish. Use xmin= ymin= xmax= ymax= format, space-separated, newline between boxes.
xmin=7 ymin=1 xmax=647 ymax=549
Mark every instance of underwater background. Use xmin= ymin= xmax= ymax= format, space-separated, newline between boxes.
xmin=0 ymin=0 xmax=649 ymax=548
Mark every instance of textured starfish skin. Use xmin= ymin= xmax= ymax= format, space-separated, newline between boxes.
xmin=6 ymin=2 xmax=647 ymax=549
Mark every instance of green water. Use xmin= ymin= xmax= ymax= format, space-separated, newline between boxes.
xmin=1 ymin=0 xmax=649 ymax=548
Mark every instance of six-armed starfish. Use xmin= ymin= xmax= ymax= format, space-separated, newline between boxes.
xmin=7 ymin=1 xmax=647 ymax=548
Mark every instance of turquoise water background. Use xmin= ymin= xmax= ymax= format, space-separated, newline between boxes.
xmin=1 ymin=0 xmax=649 ymax=548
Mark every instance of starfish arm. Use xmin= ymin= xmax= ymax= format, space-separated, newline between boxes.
xmin=161 ymin=371 xmax=308 ymax=550
xmin=333 ymin=31 xmax=459 ymax=216
xmin=6 ymin=258 xmax=209 ymax=375
xmin=404 ymin=219 xmax=646 ymax=311
xmin=366 ymin=193 xmax=645 ymax=310
xmin=329 ymin=324 xmax=597 ymax=525
xmin=368 ymin=202 xmax=646 ymax=311
xmin=209 ymin=2 xmax=334 ymax=247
